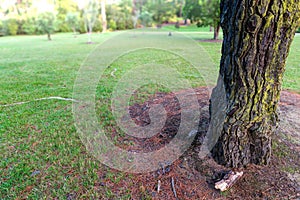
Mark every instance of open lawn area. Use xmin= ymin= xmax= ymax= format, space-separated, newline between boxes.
xmin=1 ymin=30 xmax=300 ymax=199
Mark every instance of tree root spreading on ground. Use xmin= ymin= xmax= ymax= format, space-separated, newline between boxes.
xmin=0 ymin=97 xmax=79 ymax=107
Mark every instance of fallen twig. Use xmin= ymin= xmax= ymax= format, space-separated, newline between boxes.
xmin=157 ymin=180 xmax=161 ymax=193
xmin=171 ymin=177 xmax=177 ymax=199
xmin=111 ymin=68 xmax=117 ymax=78
xmin=0 ymin=96 xmax=79 ymax=107
xmin=215 ymin=171 xmax=244 ymax=192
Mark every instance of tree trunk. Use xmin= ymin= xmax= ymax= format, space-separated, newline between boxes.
xmin=47 ymin=33 xmax=51 ymax=41
xmin=179 ymin=1 xmax=183 ymax=18
xmin=72 ymin=27 xmax=77 ymax=37
xmin=87 ymin=29 xmax=92 ymax=44
xmin=101 ymin=0 xmax=107 ymax=33
xmin=213 ymin=24 xmax=220 ymax=40
xmin=87 ymin=22 xmax=93 ymax=44
xmin=209 ymin=0 xmax=300 ymax=168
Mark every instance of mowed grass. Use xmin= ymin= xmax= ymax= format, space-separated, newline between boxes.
xmin=162 ymin=24 xmax=215 ymax=32
xmin=0 ymin=33 xmax=131 ymax=199
xmin=285 ymin=34 xmax=300 ymax=91
xmin=0 ymin=30 xmax=300 ymax=199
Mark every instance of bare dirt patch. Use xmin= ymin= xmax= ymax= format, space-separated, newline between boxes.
xmin=96 ymin=87 xmax=300 ymax=199
xmin=199 ymin=39 xmax=223 ymax=43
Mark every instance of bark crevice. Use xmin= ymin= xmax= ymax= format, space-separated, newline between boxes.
xmin=209 ymin=0 xmax=300 ymax=167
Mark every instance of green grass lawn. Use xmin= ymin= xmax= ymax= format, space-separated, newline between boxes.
xmin=162 ymin=24 xmax=215 ymax=32
xmin=0 ymin=30 xmax=299 ymax=199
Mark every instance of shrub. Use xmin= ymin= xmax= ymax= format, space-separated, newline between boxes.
xmin=56 ymin=13 xmax=71 ymax=32
xmin=3 ymin=19 xmax=18 ymax=35
xmin=139 ymin=12 xmax=153 ymax=27
xmin=22 ymin=17 xmax=37 ymax=35
xmin=78 ymin=19 xmax=87 ymax=34
xmin=116 ymin=19 xmax=126 ymax=30
xmin=196 ymin=21 xmax=202 ymax=27
xmin=65 ymin=12 xmax=80 ymax=33
xmin=126 ymin=18 xmax=134 ymax=29
xmin=108 ymin=20 xmax=117 ymax=31
xmin=297 ymin=27 xmax=300 ymax=33
xmin=93 ymin=18 xmax=103 ymax=32
xmin=56 ymin=21 xmax=70 ymax=32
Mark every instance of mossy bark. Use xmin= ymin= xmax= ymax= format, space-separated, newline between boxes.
xmin=210 ymin=0 xmax=300 ymax=168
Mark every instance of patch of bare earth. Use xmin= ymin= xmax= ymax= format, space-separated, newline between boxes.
xmin=95 ymin=87 xmax=300 ymax=199
xmin=198 ymin=39 xmax=223 ymax=43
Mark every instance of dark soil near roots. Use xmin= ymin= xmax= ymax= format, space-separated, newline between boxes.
xmin=98 ymin=87 xmax=300 ymax=200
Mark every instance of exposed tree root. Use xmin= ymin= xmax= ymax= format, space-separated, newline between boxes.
xmin=0 ymin=96 xmax=79 ymax=107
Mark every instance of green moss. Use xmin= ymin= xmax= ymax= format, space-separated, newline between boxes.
xmin=264 ymin=13 xmax=275 ymax=29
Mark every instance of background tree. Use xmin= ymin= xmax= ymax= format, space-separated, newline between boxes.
xmin=2 ymin=18 xmax=19 ymax=35
xmin=0 ymin=0 xmax=34 ymax=35
xmin=132 ymin=0 xmax=140 ymax=28
xmin=65 ymin=12 xmax=80 ymax=35
xmin=139 ymin=11 xmax=152 ymax=27
xmin=183 ymin=0 xmax=221 ymax=39
xmin=133 ymin=0 xmax=147 ymax=14
xmin=198 ymin=0 xmax=220 ymax=39
xmin=14 ymin=0 xmax=33 ymax=16
xmin=21 ymin=12 xmax=38 ymax=35
xmin=105 ymin=4 xmax=117 ymax=30
xmin=106 ymin=2 xmax=133 ymax=30
xmin=145 ymin=0 xmax=176 ymax=26
xmin=209 ymin=0 xmax=300 ymax=168
xmin=37 ymin=12 xmax=56 ymax=40
xmin=183 ymin=0 xmax=202 ymax=23
xmin=55 ymin=0 xmax=78 ymax=32
xmin=83 ymin=0 xmax=99 ymax=43
xmin=118 ymin=0 xmax=134 ymax=29
xmin=100 ymin=0 xmax=107 ymax=32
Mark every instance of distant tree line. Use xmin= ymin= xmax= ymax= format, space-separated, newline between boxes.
xmin=0 ymin=0 xmax=135 ymax=38
xmin=1 ymin=0 xmax=298 ymax=39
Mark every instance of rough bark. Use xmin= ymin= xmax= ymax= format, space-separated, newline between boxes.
xmin=209 ymin=0 xmax=300 ymax=168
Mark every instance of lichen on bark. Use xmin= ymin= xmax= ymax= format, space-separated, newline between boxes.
xmin=209 ymin=0 xmax=300 ymax=168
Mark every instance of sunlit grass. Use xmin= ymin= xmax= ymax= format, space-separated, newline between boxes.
xmin=162 ymin=24 xmax=216 ymax=32
xmin=0 ymin=30 xmax=299 ymax=198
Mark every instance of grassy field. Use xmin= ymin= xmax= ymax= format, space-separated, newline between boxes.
xmin=0 ymin=29 xmax=299 ymax=199
xmin=162 ymin=24 xmax=216 ymax=32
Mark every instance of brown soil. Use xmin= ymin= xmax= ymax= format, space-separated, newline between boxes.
xmin=98 ymin=87 xmax=300 ymax=199
xmin=199 ymin=39 xmax=223 ymax=43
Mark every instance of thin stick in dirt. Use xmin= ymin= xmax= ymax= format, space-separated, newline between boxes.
xmin=171 ymin=177 xmax=177 ymax=199
xmin=157 ymin=180 xmax=161 ymax=193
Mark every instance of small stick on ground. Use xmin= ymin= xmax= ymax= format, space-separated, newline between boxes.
xmin=215 ymin=171 xmax=244 ymax=192
xmin=111 ymin=68 xmax=117 ymax=78
xmin=171 ymin=177 xmax=177 ymax=199
xmin=157 ymin=180 xmax=161 ymax=193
